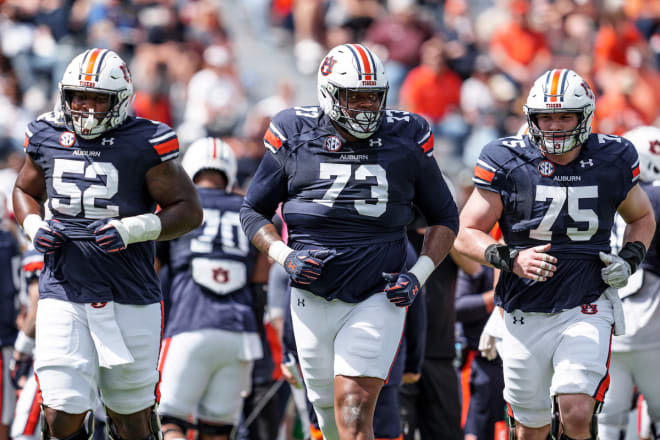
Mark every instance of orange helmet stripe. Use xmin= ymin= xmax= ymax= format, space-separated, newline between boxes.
xmin=84 ymin=48 xmax=103 ymax=81
xmin=549 ymin=69 xmax=562 ymax=102
xmin=352 ymin=44 xmax=373 ymax=80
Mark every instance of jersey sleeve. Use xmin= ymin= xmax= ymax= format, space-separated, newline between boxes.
xmin=618 ymin=136 xmax=641 ymax=197
xmin=410 ymin=115 xmax=459 ymax=234
xmin=142 ymin=120 xmax=180 ymax=167
xmin=472 ymin=139 xmax=511 ymax=194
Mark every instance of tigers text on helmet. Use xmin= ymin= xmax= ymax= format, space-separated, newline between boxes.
xmin=317 ymin=44 xmax=388 ymax=139
xmin=523 ymin=69 xmax=595 ymax=154
xmin=59 ymin=48 xmax=134 ymax=139
xmin=182 ymin=137 xmax=237 ymax=190
xmin=623 ymin=126 xmax=660 ymax=182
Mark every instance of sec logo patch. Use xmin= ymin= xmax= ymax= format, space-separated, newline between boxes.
xmin=538 ymin=160 xmax=555 ymax=177
xmin=59 ymin=131 xmax=76 ymax=148
xmin=324 ymin=135 xmax=342 ymax=152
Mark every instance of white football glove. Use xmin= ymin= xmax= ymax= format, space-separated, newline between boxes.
xmin=599 ymin=251 xmax=631 ymax=289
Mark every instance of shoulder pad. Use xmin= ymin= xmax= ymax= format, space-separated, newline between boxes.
xmin=131 ymin=117 xmax=180 ymax=162
xmin=263 ymin=107 xmax=322 ymax=154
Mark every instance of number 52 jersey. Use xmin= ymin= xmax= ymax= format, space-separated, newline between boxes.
xmin=241 ymin=106 xmax=459 ymax=303
xmin=24 ymin=112 xmax=179 ymax=305
xmin=473 ymin=133 xmax=640 ymax=313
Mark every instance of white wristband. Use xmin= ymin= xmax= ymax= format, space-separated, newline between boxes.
xmin=109 ymin=213 xmax=162 ymax=246
xmin=408 ymin=255 xmax=436 ymax=287
xmin=14 ymin=330 xmax=35 ymax=354
xmin=268 ymin=241 xmax=293 ymax=266
xmin=22 ymin=214 xmax=44 ymax=243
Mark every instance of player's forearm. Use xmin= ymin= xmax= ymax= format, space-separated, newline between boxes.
xmin=251 ymin=223 xmax=290 ymax=265
xmin=12 ymin=186 xmax=44 ymax=227
xmin=156 ymin=198 xmax=203 ymax=241
xmin=454 ymin=227 xmax=498 ymax=267
xmin=623 ymin=211 xmax=656 ymax=249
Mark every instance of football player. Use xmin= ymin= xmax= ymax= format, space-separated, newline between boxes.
xmin=12 ymin=48 xmax=202 ymax=440
xmin=597 ymin=126 xmax=660 ymax=440
xmin=158 ymin=137 xmax=268 ymax=440
xmin=240 ymin=43 xmax=459 ymax=440
xmin=0 ymin=195 xmax=21 ymax=440
xmin=454 ymin=69 xmax=656 ymax=440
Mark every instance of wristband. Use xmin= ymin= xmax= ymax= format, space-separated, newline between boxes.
xmin=484 ymin=244 xmax=519 ymax=272
xmin=619 ymin=241 xmax=646 ymax=274
xmin=268 ymin=241 xmax=293 ymax=266
xmin=22 ymin=214 xmax=44 ymax=242
xmin=14 ymin=330 xmax=35 ymax=354
xmin=408 ymin=255 xmax=436 ymax=287
xmin=109 ymin=213 xmax=162 ymax=245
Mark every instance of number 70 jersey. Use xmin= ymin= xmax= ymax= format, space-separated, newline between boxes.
xmin=473 ymin=133 xmax=640 ymax=312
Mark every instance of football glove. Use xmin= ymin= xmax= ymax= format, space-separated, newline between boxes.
xmin=89 ymin=218 xmax=129 ymax=252
xmin=599 ymin=251 xmax=632 ymax=288
xmin=284 ymin=249 xmax=333 ymax=284
xmin=382 ymin=272 xmax=421 ymax=307
xmin=32 ymin=219 xmax=67 ymax=254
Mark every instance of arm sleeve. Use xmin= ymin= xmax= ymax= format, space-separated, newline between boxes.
xmin=413 ymin=161 xmax=459 ymax=234
xmin=239 ymin=153 xmax=288 ymax=241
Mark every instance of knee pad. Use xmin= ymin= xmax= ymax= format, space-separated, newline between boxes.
xmin=40 ymin=407 xmax=94 ymax=440
xmin=197 ymin=421 xmax=233 ymax=436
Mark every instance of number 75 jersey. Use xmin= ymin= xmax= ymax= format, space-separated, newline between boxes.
xmin=473 ymin=133 xmax=640 ymax=313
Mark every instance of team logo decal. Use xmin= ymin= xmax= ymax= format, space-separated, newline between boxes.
xmin=581 ymin=304 xmax=598 ymax=315
xmin=320 ymin=56 xmax=338 ymax=76
xmin=538 ymin=160 xmax=555 ymax=177
xmin=59 ymin=131 xmax=76 ymax=148
xmin=580 ymin=158 xmax=594 ymax=168
xmin=324 ymin=135 xmax=342 ymax=152
xmin=650 ymin=140 xmax=660 ymax=155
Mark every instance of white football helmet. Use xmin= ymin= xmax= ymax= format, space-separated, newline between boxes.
xmin=59 ymin=48 xmax=134 ymax=139
xmin=623 ymin=126 xmax=660 ymax=182
xmin=182 ymin=137 xmax=237 ymax=190
xmin=523 ymin=69 xmax=595 ymax=154
xmin=317 ymin=44 xmax=388 ymax=139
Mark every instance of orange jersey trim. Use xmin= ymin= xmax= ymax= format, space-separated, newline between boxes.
xmin=633 ymin=165 xmax=640 ymax=179
xmin=420 ymin=133 xmax=434 ymax=154
xmin=474 ymin=164 xmax=495 ymax=183
xmin=264 ymin=128 xmax=283 ymax=150
xmin=154 ymin=138 xmax=179 ymax=156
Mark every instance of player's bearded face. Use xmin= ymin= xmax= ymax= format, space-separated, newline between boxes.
xmin=68 ymin=91 xmax=112 ymax=134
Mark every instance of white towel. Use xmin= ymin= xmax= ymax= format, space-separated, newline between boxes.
xmin=603 ymin=287 xmax=626 ymax=336
xmin=478 ymin=307 xmax=505 ymax=360
xmin=85 ymin=302 xmax=134 ymax=368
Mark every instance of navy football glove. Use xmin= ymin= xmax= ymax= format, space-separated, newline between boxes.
xmin=383 ymin=272 xmax=421 ymax=307
xmin=33 ymin=219 xmax=67 ymax=254
xmin=88 ymin=218 xmax=128 ymax=252
xmin=284 ymin=249 xmax=333 ymax=284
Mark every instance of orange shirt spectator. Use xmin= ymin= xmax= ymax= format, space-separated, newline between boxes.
xmin=399 ymin=38 xmax=462 ymax=123
xmin=594 ymin=19 xmax=644 ymax=70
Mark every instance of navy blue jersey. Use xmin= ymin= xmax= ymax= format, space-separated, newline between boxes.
xmin=25 ymin=111 xmax=179 ymax=304
xmin=473 ymin=134 xmax=640 ymax=312
xmin=455 ymin=266 xmax=494 ymax=350
xmin=241 ymin=107 xmax=459 ymax=302
xmin=165 ymin=188 xmax=260 ymax=337
xmin=0 ymin=230 xmax=20 ymax=346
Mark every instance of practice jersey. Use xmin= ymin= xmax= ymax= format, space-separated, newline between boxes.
xmin=24 ymin=111 xmax=179 ymax=305
xmin=473 ymin=134 xmax=640 ymax=312
xmin=241 ymin=107 xmax=459 ymax=302
xmin=0 ymin=230 xmax=20 ymax=346
xmin=165 ymin=188 xmax=260 ymax=337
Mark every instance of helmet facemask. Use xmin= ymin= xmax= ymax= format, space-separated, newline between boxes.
xmin=61 ymin=88 xmax=121 ymax=139
xmin=526 ymin=108 xmax=590 ymax=155
xmin=322 ymin=82 xmax=388 ymax=139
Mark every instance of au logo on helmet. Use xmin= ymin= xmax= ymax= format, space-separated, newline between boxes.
xmin=320 ymin=56 xmax=338 ymax=76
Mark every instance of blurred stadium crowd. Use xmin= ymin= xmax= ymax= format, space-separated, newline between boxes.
xmin=0 ymin=0 xmax=658 ymax=208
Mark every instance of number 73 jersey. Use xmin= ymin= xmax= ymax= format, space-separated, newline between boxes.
xmin=473 ymin=133 xmax=640 ymax=313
